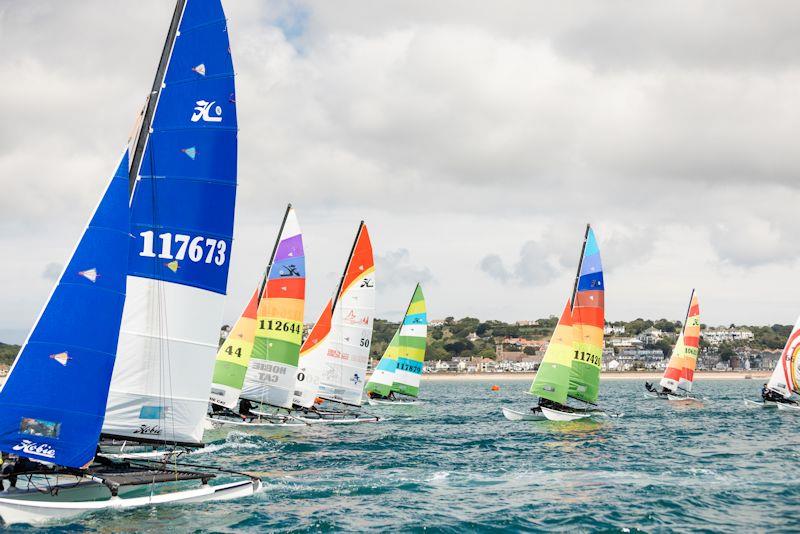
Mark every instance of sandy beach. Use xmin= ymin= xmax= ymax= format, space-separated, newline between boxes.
xmin=420 ymin=371 xmax=770 ymax=382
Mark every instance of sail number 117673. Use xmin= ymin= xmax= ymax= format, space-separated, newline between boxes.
xmin=139 ymin=231 xmax=226 ymax=266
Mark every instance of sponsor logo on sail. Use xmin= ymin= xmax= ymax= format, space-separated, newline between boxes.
xmin=191 ymin=100 xmax=223 ymax=123
xmin=13 ymin=440 xmax=56 ymax=459
xmin=133 ymin=424 xmax=162 ymax=435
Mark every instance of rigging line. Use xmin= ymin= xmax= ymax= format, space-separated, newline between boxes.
xmin=146 ymin=126 xmax=178 ymax=465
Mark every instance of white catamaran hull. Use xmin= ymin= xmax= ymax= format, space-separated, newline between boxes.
xmin=501 ymin=407 xmax=547 ymax=421
xmin=205 ymin=416 xmax=306 ymax=429
xmin=666 ymin=394 xmax=700 ymax=402
xmin=743 ymin=399 xmax=779 ymax=409
xmin=0 ymin=478 xmax=261 ymax=526
xmin=776 ymin=402 xmax=800 ymax=412
xmin=205 ymin=414 xmax=380 ymax=429
xmin=540 ymin=406 xmax=602 ymax=421
xmin=643 ymin=392 xmax=668 ymax=400
xmin=367 ymin=398 xmax=420 ymax=406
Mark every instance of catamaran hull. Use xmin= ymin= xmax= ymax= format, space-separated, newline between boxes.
xmin=666 ymin=394 xmax=700 ymax=402
xmin=0 ymin=478 xmax=261 ymax=526
xmin=743 ymin=399 xmax=779 ymax=408
xmin=501 ymin=407 xmax=546 ymax=421
xmin=367 ymin=398 xmax=420 ymax=406
xmin=294 ymin=414 xmax=381 ymax=425
xmin=205 ymin=416 xmax=306 ymax=429
xmin=776 ymin=402 xmax=800 ymax=412
xmin=643 ymin=392 xmax=668 ymax=400
xmin=540 ymin=406 xmax=603 ymax=421
xmin=205 ymin=414 xmax=380 ymax=429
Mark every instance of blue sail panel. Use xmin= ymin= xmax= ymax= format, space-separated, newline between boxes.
xmin=129 ymin=2 xmax=237 ymax=296
xmin=0 ymin=155 xmax=129 ymax=468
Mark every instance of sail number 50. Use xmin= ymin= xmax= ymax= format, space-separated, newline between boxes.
xmin=139 ymin=231 xmax=226 ymax=266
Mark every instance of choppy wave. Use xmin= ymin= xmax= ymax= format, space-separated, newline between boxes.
xmin=29 ymin=380 xmax=800 ymax=532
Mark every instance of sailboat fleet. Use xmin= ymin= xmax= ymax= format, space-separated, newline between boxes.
xmin=2 ymin=0 xmax=797 ymax=526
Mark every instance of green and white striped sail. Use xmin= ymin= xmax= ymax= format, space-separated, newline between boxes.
xmin=366 ymin=284 xmax=427 ymax=398
xmin=365 ymin=330 xmax=400 ymax=397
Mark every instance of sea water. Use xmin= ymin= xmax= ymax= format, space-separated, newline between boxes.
xmin=24 ymin=379 xmax=800 ymax=532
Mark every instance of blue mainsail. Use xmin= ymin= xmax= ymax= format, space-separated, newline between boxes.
xmin=0 ymin=155 xmax=130 ymax=469
xmin=103 ymin=0 xmax=237 ymax=445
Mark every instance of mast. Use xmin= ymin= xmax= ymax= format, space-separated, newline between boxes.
xmin=679 ymin=289 xmax=695 ymax=338
xmin=569 ymin=223 xmax=591 ymax=310
xmin=258 ymin=204 xmax=292 ymax=296
xmin=128 ymin=0 xmax=187 ymax=195
xmin=332 ymin=221 xmax=364 ymax=311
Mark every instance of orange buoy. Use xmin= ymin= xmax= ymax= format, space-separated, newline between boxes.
xmin=491 ymin=385 xmax=500 ymax=391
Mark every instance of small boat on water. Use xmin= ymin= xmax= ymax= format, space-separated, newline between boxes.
xmin=747 ymin=316 xmax=800 ymax=410
xmin=502 ymin=224 xmax=608 ymax=422
xmin=291 ymin=222 xmax=380 ymax=424
xmin=206 ymin=205 xmax=310 ymax=429
xmin=0 ymin=0 xmax=260 ymax=524
xmin=365 ymin=284 xmax=427 ymax=406
xmin=644 ymin=291 xmax=701 ymax=402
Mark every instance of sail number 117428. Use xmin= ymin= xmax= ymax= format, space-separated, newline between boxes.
xmin=139 ymin=231 xmax=226 ymax=266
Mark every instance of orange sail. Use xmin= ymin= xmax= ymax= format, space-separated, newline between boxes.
xmin=660 ymin=290 xmax=700 ymax=393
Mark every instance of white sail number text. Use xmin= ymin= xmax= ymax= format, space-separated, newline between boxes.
xmin=139 ymin=231 xmax=227 ymax=266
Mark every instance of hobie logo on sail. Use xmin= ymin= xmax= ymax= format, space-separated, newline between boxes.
xmin=13 ymin=440 xmax=56 ymax=459
xmin=191 ymin=100 xmax=222 ymax=123
xmin=133 ymin=424 xmax=161 ymax=435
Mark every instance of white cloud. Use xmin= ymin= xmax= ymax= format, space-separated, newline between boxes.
xmin=1 ymin=0 xmax=799 ymax=343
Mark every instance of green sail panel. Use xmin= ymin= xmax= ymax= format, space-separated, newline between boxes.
xmin=529 ymin=301 xmax=574 ymax=404
xmin=209 ymin=287 xmax=260 ymax=409
xmin=365 ymin=330 xmax=399 ymax=397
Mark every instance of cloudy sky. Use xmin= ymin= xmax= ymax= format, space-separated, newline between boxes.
xmin=1 ymin=1 xmax=799 ymax=343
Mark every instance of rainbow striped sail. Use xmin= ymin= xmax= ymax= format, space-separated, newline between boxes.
xmin=660 ymin=291 xmax=700 ymax=393
xmin=767 ymin=315 xmax=800 ymax=399
xmin=365 ymin=284 xmax=427 ymax=398
xmin=209 ymin=287 xmax=260 ymax=409
xmin=529 ymin=301 xmax=574 ymax=404
xmin=569 ymin=226 xmax=605 ymax=404
xmin=242 ymin=205 xmax=305 ymax=409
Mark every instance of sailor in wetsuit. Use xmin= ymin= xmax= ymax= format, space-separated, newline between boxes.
xmin=645 ymin=382 xmax=656 ymax=393
xmin=238 ymin=398 xmax=255 ymax=420
xmin=762 ymin=383 xmax=798 ymax=404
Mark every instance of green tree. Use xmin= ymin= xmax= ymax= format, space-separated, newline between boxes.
xmin=718 ymin=343 xmax=735 ymax=362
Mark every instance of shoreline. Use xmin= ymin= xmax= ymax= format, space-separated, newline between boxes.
xmin=419 ymin=371 xmax=769 ymax=382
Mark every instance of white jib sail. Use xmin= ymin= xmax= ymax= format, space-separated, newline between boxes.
xmin=318 ymin=267 xmax=375 ymax=406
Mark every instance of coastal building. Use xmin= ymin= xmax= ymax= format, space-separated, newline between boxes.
xmin=608 ymin=337 xmax=644 ymax=349
xmin=515 ymin=320 xmax=539 ymax=327
xmin=703 ymin=328 xmax=755 ymax=345
xmin=428 ymin=319 xmax=446 ymax=327
xmin=502 ymin=337 xmax=544 ymax=348
xmin=637 ymin=327 xmax=664 ymax=344
xmin=604 ymin=325 xmax=626 ymax=335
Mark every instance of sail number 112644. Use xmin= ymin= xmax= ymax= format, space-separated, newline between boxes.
xmin=139 ymin=231 xmax=226 ymax=266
